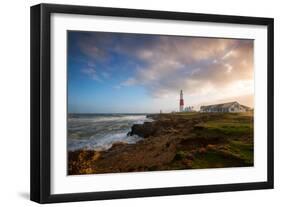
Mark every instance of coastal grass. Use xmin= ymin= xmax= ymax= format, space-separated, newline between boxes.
xmin=192 ymin=112 xmax=253 ymax=137
xmin=190 ymin=141 xmax=253 ymax=169
xmin=169 ymin=112 xmax=254 ymax=169
xmin=195 ymin=121 xmax=253 ymax=136
xmin=175 ymin=112 xmax=199 ymax=116
xmin=171 ymin=140 xmax=253 ymax=170
xmin=227 ymin=140 xmax=253 ymax=165
xmin=174 ymin=150 xmax=188 ymax=160
xmin=191 ymin=150 xmax=243 ymax=169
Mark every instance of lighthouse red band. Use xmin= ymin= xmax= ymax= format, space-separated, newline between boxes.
xmin=179 ymin=90 xmax=184 ymax=112
xmin=180 ymin=99 xmax=184 ymax=105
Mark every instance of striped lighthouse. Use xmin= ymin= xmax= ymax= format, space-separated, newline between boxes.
xmin=179 ymin=90 xmax=184 ymax=112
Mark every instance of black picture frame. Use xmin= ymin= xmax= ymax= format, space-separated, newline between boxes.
xmin=30 ymin=3 xmax=274 ymax=204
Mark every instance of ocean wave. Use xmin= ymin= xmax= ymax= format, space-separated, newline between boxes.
xmin=67 ymin=114 xmax=152 ymax=151
xmin=68 ymin=115 xmax=148 ymax=123
xmin=68 ymin=133 xmax=142 ymax=151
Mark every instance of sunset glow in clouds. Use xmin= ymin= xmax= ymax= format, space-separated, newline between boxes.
xmin=67 ymin=31 xmax=254 ymax=113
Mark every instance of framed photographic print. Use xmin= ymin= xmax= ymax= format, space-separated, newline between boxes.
xmin=30 ymin=3 xmax=274 ymax=203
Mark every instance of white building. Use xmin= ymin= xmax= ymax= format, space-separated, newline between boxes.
xmin=200 ymin=101 xmax=251 ymax=113
xmin=184 ymin=106 xmax=194 ymax=112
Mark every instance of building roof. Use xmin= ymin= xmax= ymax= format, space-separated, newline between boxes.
xmin=200 ymin=101 xmax=252 ymax=111
xmin=200 ymin=101 xmax=238 ymax=110
xmin=240 ymin=104 xmax=251 ymax=110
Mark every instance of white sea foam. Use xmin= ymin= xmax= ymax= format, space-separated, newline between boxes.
xmin=68 ymin=115 xmax=149 ymax=123
xmin=68 ymin=133 xmax=142 ymax=151
xmin=67 ymin=114 xmax=152 ymax=151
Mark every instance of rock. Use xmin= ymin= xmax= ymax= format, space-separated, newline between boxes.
xmin=128 ymin=122 xmax=158 ymax=138
xmin=146 ymin=114 xmax=159 ymax=120
xmin=110 ymin=141 xmax=127 ymax=149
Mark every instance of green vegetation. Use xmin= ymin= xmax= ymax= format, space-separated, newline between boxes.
xmin=168 ymin=112 xmax=254 ymax=170
xmin=175 ymin=112 xmax=199 ymax=116
xmin=174 ymin=151 xmax=187 ymax=160
xmin=192 ymin=112 xmax=253 ymax=137
xmin=227 ymin=140 xmax=253 ymax=165
xmin=189 ymin=140 xmax=253 ymax=169
xmin=195 ymin=121 xmax=253 ymax=136
xmin=191 ymin=150 xmax=241 ymax=168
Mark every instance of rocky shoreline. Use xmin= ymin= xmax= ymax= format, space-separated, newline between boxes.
xmin=68 ymin=112 xmax=254 ymax=175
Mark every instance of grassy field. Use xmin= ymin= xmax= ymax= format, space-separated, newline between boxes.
xmin=169 ymin=111 xmax=254 ymax=170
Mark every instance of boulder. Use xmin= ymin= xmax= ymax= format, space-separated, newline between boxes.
xmin=128 ymin=122 xmax=157 ymax=138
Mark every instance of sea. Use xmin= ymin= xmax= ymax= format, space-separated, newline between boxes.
xmin=67 ymin=113 xmax=153 ymax=151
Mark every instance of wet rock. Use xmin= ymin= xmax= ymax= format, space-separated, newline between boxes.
xmin=128 ymin=122 xmax=158 ymax=138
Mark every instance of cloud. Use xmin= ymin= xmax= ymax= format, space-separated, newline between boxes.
xmin=101 ymin=71 xmax=110 ymax=79
xmin=75 ymin=31 xmax=254 ymax=106
xmin=121 ymin=37 xmax=253 ymax=99
xmin=77 ymin=33 xmax=113 ymax=62
xmin=121 ymin=77 xmax=138 ymax=86
xmin=81 ymin=67 xmax=101 ymax=81
xmin=113 ymin=85 xmax=121 ymax=90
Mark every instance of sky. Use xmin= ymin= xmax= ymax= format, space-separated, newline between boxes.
xmin=67 ymin=31 xmax=254 ymax=113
